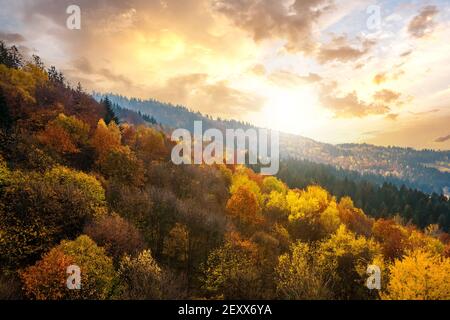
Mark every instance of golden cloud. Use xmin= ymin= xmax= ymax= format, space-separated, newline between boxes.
xmin=317 ymin=36 xmax=375 ymax=64
xmin=212 ymin=0 xmax=334 ymax=53
xmin=319 ymin=84 xmax=390 ymax=118
xmin=148 ymin=73 xmax=265 ymax=118
xmin=373 ymin=89 xmax=402 ymax=104
xmin=408 ymin=5 xmax=439 ymax=38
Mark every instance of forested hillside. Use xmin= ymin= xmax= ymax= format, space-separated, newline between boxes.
xmin=96 ymin=93 xmax=450 ymax=195
xmin=108 ymin=95 xmax=450 ymax=232
xmin=276 ymin=159 xmax=450 ymax=232
xmin=1 ymin=43 xmax=450 ymax=300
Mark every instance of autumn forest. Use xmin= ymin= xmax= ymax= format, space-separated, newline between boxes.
xmin=0 ymin=42 xmax=449 ymax=301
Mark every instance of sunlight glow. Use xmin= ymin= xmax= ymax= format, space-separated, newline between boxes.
xmin=261 ymin=87 xmax=320 ymax=135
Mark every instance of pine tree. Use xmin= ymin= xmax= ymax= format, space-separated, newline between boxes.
xmin=141 ymin=113 xmax=157 ymax=125
xmin=0 ymin=91 xmax=12 ymax=129
xmin=32 ymin=55 xmax=45 ymax=70
xmin=0 ymin=41 xmax=23 ymax=69
xmin=47 ymin=66 xmax=65 ymax=86
xmin=76 ymin=82 xmax=83 ymax=94
xmin=102 ymin=96 xmax=119 ymax=125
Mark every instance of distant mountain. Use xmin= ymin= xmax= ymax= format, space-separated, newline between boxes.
xmin=94 ymin=92 xmax=450 ymax=195
xmin=280 ymin=134 xmax=450 ymax=195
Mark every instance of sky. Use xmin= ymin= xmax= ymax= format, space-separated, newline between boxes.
xmin=1 ymin=0 xmax=449 ymax=150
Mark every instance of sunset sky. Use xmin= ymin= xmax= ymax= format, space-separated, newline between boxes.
xmin=1 ymin=0 xmax=449 ymax=149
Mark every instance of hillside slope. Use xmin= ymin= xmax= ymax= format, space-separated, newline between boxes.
xmin=1 ymin=43 xmax=449 ymax=300
xmin=96 ymin=93 xmax=450 ymax=195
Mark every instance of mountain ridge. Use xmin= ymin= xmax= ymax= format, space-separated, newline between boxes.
xmin=94 ymin=92 xmax=450 ymax=195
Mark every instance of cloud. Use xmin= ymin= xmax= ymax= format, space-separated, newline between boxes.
xmin=319 ymin=84 xmax=390 ymax=118
xmin=362 ymin=130 xmax=381 ymax=136
xmin=72 ymin=57 xmax=95 ymax=74
xmin=98 ymin=68 xmax=134 ymax=87
xmin=372 ymin=67 xmax=405 ymax=85
xmin=373 ymin=72 xmax=387 ymax=85
xmin=250 ymin=64 xmax=266 ymax=76
xmin=0 ymin=31 xmax=25 ymax=43
xmin=408 ymin=5 xmax=439 ymax=38
xmin=13 ymin=0 xmax=261 ymax=101
xmin=268 ymin=70 xmax=322 ymax=86
xmin=366 ymin=113 xmax=450 ymax=150
xmin=152 ymin=73 xmax=209 ymax=103
xmin=400 ymin=50 xmax=412 ymax=57
xmin=435 ymin=134 xmax=450 ymax=143
xmin=70 ymin=57 xmax=134 ymax=87
xmin=149 ymin=73 xmax=265 ymax=118
xmin=213 ymin=1 xmax=375 ymax=64
xmin=385 ymin=113 xmax=399 ymax=121
xmin=373 ymin=89 xmax=401 ymax=104
xmin=0 ymin=30 xmax=32 ymax=58
xmin=212 ymin=0 xmax=334 ymax=53
xmin=301 ymin=73 xmax=322 ymax=83
xmin=317 ymin=36 xmax=375 ymax=64
xmin=409 ymin=108 xmax=440 ymax=116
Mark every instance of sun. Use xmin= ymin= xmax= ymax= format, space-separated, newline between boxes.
xmin=260 ymin=87 xmax=320 ymax=135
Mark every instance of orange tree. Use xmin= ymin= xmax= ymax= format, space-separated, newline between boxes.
xmin=226 ymin=185 xmax=263 ymax=232
xmin=20 ymin=235 xmax=115 ymax=300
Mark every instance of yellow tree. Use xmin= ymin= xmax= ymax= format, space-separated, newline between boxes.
xmin=203 ymin=232 xmax=262 ymax=299
xmin=117 ymin=249 xmax=162 ymax=299
xmin=90 ymin=119 xmax=121 ymax=161
xmin=318 ymin=225 xmax=384 ymax=299
xmin=230 ymin=172 xmax=262 ymax=204
xmin=264 ymin=190 xmax=290 ymax=223
xmin=132 ymin=125 xmax=168 ymax=163
xmin=286 ymin=186 xmax=340 ymax=240
xmin=287 ymin=186 xmax=331 ymax=221
xmin=382 ymin=249 xmax=450 ymax=300
xmin=407 ymin=229 xmax=445 ymax=256
xmin=0 ymin=63 xmax=47 ymax=105
xmin=0 ymin=62 xmax=48 ymax=130
xmin=98 ymin=146 xmax=144 ymax=186
xmin=276 ymin=241 xmax=331 ymax=299
xmin=262 ymin=176 xmax=288 ymax=194
xmin=319 ymin=201 xmax=341 ymax=235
